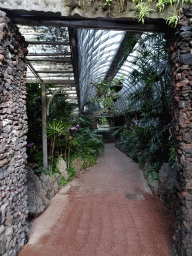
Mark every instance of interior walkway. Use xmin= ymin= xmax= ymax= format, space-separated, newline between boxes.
xmin=19 ymin=143 xmax=176 ymax=256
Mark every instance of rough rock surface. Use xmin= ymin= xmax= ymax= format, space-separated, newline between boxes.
xmin=25 ymin=166 xmax=61 ymax=218
xmin=158 ymin=163 xmax=178 ymax=213
xmin=72 ymin=157 xmax=84 ymax=175
xmin=57 ymin=158 xmax=69 ymax=181
xmin=147 ymin=175 xmax=159 ymax=196
xmin=169 ymin=5 xmax=192 ymax=256
xmin=0 ymin=0 xmax=175 ymax=21
xmin=0 ymin=11 xmax=28 ymax=256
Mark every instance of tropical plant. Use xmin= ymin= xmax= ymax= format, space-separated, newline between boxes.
xmin=117 ymin=33 xmax=173 ymax=177
xmin=79 ymin=0 xmax=189 ymax=27
xmin=48 ymin=91 xmax=77 ymax=123
xmin=169 ymin=146 xmax=177 ymax=168
xmin=75 ymin=128 xmax=104 ymax=157
xmin=26 ymin=83 xmax=77 ymax=165
xmin=34 ymin=165 xmax=53 ymax=177
xmin=46 ymin=120 xmax=69 ymax=164
xmin=26 ymin=83 xmax=42 ymax=147
xmin=147 ymin=163 xmax=161 ymax=180
xmin=135 ymin=2 xmax=153 ymax=24
xmin=127 ymin=33 xmax=171 ymax=119
xmin=60 ymin=176 xmax=68 ymax=186
xmin=82 ymin=154 xmax=97 ymax=169
xmin=89 ymin=76 xmax=124 ymax=116
xmin=67 ymin=166 xmax=76 ymax=180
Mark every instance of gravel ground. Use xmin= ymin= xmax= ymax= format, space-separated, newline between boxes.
xmin=19 ymin=143 xmax=176 ymax=256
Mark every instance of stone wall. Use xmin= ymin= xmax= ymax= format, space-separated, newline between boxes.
xmin=0 ymin=11 xmax=28 ymax=256
xmin=169 ymin=5 xmax=192 ymax=256
xmin=0 ymin=0 xmax=174 ymax=20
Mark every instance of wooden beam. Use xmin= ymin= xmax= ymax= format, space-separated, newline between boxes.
xmin=28 ymin=53 xmax=71 ymax=57
xmin=27 ymin=76 xmax=74 ymax=79
xmin=44 ymin=80 xmax=75 ymax=84
xmin=51 ymin=90 xmax=77 ymax=93
xmin=27 ymin=58 xmax=72 ymax=62
xmin=68 ymin=28 xmax=81 ymax=110
xmin=26 ymin=79 xmax=76 ymax=84
xmin=27 ymin=73 xmax=74 ymax=77
xmin=41 ymin=82 xmax=48 ymax=169
xmin=65 ymin=92 xmax=77 ymax=94
xmin=11 ymin=16 xmax=173 ymax=34
xmin=53 ymin=84 xmax=76 ymax=90
xmin=27 ymin=61 xmax=43 ymax=82
xmin=27 ymin=41 xmax=70 ymax=45
xmin=67 ymin=96 xmax=78 ymax=99
xmin=36 ymin=71 xmax=74 ymax=74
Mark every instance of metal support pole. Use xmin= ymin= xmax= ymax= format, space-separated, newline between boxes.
xmin=41 ymin=82 xmax=48 ymax=169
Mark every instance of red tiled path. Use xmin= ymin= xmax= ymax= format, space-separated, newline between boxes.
xmin=19 ymin=144 xmax=176 ymax=256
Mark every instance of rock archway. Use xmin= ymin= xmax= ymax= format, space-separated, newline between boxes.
xmin=0 ymin=3 xmax=192 ymax=256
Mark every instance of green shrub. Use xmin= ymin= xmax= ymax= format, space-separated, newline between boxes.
xmin=52 ymin=154 xmax=63 ymax=174
xmin=67 ymin=166 xmax=76 ymax=178
xmin=34 ymin=165 xmax=53 ymax=177
xmin=75 ymin=128 xmax=104 ymax=157
xmin=61 ymin=176 xmax=68 ymax=186
xmin=82 ymin=154 xmax=97 ymax=169
xmin=147 ymin=163 xmax=161 ymax=181
xmin=169 ymin=146 xmax=176 ymax=168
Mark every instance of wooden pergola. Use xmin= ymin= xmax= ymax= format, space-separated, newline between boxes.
xmin=5 ymin=9 xmax=173 ymax=169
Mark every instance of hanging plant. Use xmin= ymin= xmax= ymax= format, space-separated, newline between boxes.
xmin=79 ymin=0 xmax=190 ymax=27
xmin=89 ymin=76 xmax=124 ymax=116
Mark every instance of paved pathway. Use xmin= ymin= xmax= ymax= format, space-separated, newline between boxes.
xmin=19 ymin=144 xmax=176 ymax=256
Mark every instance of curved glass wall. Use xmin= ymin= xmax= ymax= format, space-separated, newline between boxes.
xmin=18 ymin=23 xmax=168 ymax=116
xmin=77 ymin=30 xmax=168 ymax=115
xmin=77 ymin=29 xmax=126 ymax=111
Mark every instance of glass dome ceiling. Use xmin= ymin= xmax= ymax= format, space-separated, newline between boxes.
xmin=17 ymin=24 xmax=168 ymax=116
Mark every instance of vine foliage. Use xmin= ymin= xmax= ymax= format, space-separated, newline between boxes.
xmin=83 ymin=0 xmax=191 ymax=27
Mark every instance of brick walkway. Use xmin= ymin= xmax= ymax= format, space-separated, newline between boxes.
xmin=19 ymin=144 xmax=176 ymax=256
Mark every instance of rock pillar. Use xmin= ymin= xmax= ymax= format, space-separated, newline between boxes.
xmin=0 ymin=11 xmax=28 ymax=256
xmin=169 ymin=5 xmax=192 ymax=256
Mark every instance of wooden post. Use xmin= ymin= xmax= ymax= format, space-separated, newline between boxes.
xmin=41 ymin=82 xmax=48 ymax=169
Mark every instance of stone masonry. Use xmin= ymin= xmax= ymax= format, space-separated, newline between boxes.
xmin=0 ymin=3 xmax=191 ymax=256
xmin=169 ymin=5 xmax=192 ymax=256
xmin=0 ymin=11 xmax=28 ymax=256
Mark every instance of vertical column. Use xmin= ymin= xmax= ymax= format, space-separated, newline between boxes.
xmin=0 ymin=11 xmax=28 ymax=256
xmin=41 ymin=82 xmax=48 ymax=170
xmin=169 ymin=5 xmax=192 ymax=256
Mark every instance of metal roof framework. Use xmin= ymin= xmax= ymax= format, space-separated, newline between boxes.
xmin=17 ymin=24 xmax=169 ymax=116
xmin=17 ymin=25 xmax=79 ymax=107
xmin=8 ymin=10 xmax=174 ymax=117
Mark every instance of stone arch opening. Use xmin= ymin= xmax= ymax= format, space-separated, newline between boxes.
xmin=0 ymin=4 xmax=192 ymax=256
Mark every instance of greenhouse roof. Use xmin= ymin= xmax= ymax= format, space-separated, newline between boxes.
xmin=14 ymin=15 xmax=171 ymax=116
